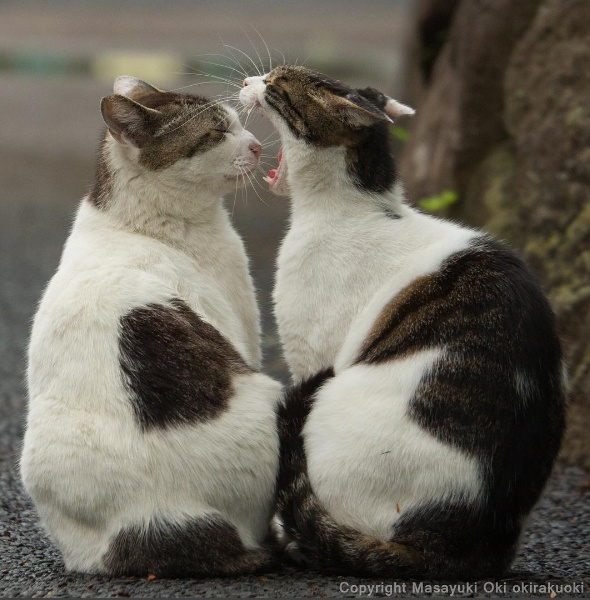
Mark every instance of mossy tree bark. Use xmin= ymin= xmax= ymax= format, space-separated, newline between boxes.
xmin=401 ymin=0 xmax=590 ymax=468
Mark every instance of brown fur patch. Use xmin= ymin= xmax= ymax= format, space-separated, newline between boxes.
xmin=132 ymin=91 xmax=229 ymax=171
xmin=87 ymin=137 xmax=113 ymax=209
xmin=103 ymin=514 xmax=272 ymax=577
xmin=119 ymin=298 xmax=252 ymax=431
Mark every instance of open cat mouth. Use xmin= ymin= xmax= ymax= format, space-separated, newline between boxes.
xmin=262 ymin=147 xmax=284 ymax=190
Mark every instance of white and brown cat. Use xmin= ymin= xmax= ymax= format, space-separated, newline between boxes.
xmin=21 ymin=77 xmax=282 ymax=576
xmin=240 ymin=66 xmax=566 ymax=579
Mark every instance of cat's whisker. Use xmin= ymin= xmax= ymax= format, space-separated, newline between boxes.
xmin=241 ymin=168 xmax=268 ymax=206
xmin=221 ymin=43 xmax=262 ymax=76
xmin=169 ymin=80 xmax=237 ymax=93
xmin=198 ymin=59 xmax=250 ymax=82
xmin=186 ymin=65 xmax=242 ymax=87
xmin=241 ymin=26 xmax=267 ymax=74
xmin=243 ymin=106 xmax=255 ymax=130
xmin=161 ymin=98 xmax=232 ymax=135
xmin=272 ymin=47 xmax=287 ymax=67
xmin=231 ymin=168 xmax=241 ymax=217
xmin=199 ymin=52 xmax=249 ymax=78
xmin=251 ymin=25 xmax=273 ymax=73
xmin=215 ymin=36 xmax=257 ymax=78
xmin=298 ymin=52 xmax=313 ymax=68
xmin=259 ymin=132 xmax=280 ymax=147
xmin=190 ymin=70 xmax=243 ymax=90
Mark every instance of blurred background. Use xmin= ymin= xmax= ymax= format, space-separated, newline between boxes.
xmin=0 ymin=0 xmax=412 ymax=390
xmin=1 ymin=0 xmax=588 ymax=468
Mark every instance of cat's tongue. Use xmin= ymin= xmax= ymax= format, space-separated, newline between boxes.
xmin=263 ymin=147 xmax=283 ymax=190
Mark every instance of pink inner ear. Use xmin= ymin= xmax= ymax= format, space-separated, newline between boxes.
xmin=384 ymin=98 xmax=415 ymax=120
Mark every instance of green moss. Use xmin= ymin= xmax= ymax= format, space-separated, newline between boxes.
xmin=564 ymin=203 xmax=590 ymax=245
xmin=464 ymin=144 xmax=518 ymax=238
xmin=571 ymin=345 xmax=590 ymax=391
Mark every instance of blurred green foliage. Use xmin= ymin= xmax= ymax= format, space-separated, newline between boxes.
xmin=391 ymin=125 xmax=410 ymax=142
xmin=419 ymin=190 xmax=459 ymax=211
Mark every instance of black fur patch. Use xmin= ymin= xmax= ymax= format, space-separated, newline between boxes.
xmin=87 ymin=137 xmax=113 ymax=209
xmin=103 ymin=514 xmax=272 ymax=577
xmin=119 ymin=298 xmax=252 ymax=431
xmin=346 ymin=123 xmax=396 ymax=193
xmin=353 ymin=235 xmax=565 ymax=576
xmin=383 ymin=206 xmax=401 ymax=220
xmin=276 ymin=369 xmax=334 ymax=517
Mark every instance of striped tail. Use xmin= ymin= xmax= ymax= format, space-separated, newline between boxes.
xmin=276 ymin=369 xmax=424 ymax=578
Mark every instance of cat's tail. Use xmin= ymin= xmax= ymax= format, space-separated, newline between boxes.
xmin=276 ymin=369 xmax=425 ymax=578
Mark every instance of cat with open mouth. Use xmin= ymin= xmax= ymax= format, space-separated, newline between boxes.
xmin=240 ymin=66 xmax=565 ymax=579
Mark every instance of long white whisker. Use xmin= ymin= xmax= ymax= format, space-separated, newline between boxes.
xmin=251 ymin=25 xmax=273 ymax=73
xmin=258 ymin=130 xmax=280 ymax=146
xmin=232 ymin=168 xmax=241 ymax=217
xmin=242 ymin=167 xmax=268 ymax=205
xmin=190 ymin=69 xmax=242 ymax=89
xmin=201 ymin=51 xmax=248 ymax=76
xmin=241 ymin=26 xmax=266 ymax=74
xmin=198 ymin=55 xmax=247 ymax=78
xmin=198 ymin=59 xmax=249 ymax=82
xmin=272 ymin=47 xmax=286 ymax=67
xmin=222 ymin=43 xmax=261 ymax=76
xmin=169 ymin=81 xmax=236 ymax=93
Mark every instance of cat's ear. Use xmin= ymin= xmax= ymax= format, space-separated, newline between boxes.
xmin=383 ymin=98 xmax=415 ymax=121
xmin=356 ymin=86 xmax=415 ymax=122
xmin=100 ymin=94 xmax=161 ymax=147
xmin=314 ymin=93 xmax=390 ymax=128
xmin=356 ymin=86 xmax=415 ymax=123
xmin=113 ymin=76 xmax=164 ymax=98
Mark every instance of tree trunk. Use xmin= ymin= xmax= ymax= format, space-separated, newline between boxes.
xmin=401 ymin=0 xmax=590 ymax=468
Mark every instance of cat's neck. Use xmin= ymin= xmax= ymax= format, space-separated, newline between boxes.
xmin=284 ymin=142 xmax=402 ymax=221
xmin=90 ymin=137 xmax=227 ymax=245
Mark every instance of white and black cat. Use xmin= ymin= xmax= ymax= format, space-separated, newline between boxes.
xmin=240 ymin=66 xmax=566 ymax=579
xmin=21 ymin=76 xmax=282 ymax=576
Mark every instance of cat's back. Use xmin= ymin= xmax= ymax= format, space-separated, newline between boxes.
xmin=28 ymin=202 xmax=193 ymax=406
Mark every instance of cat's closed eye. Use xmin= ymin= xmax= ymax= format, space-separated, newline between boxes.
xmin=185 ymin=130 xmax=225 ymax=158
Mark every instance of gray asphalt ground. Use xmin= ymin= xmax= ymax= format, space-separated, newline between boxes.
xmin=1 ymin=2 xmax=589 ymax=597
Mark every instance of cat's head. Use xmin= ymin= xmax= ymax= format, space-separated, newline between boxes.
xmin=100 ymin=76 xmax=261 ymax=194
xmin=239 ymin=66 xmax=413 ymax=196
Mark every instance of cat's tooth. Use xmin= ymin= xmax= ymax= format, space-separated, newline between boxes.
xmin=263 ymin=176 xmax=272 ymax=184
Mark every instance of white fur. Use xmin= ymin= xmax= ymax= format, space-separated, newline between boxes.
xmin=305 ymin=354 xmax=482 ymax=538
xmin=241 ymin=74 xmax=484 ymax=539
xmin=21 ymin=105 xmax=282 ymax=573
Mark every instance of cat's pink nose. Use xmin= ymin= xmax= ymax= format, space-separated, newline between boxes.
xmin=249 ymin=142 xmax=262 ymax=158
xmin=243 ymin=79 xmax=249 ymax=87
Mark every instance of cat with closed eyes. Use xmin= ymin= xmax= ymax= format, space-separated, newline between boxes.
xmin=240 ymin=66 xmax=566 ymax=579
xmin=21 ymin=76 xmax=282 ymax=576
